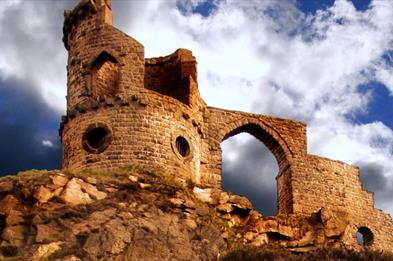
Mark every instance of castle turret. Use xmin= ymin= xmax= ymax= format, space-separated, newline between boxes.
xmin=60 ymin=0 xmax=208 ymax=185
xmin=63 ymin=0 xmax=145 ymax=112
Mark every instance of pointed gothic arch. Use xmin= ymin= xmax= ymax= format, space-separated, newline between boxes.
xmin=218 ymin=120 xmax=294 ymax=214
xmin=90 ymin=51 xmax=120 ymax=99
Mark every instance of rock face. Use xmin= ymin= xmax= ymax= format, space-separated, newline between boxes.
xmin=0 ymin=168 xmax=389 ymax=260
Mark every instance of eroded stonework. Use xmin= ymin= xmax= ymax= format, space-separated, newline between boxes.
xmin=59 ymin=0 xmax=393 ymax=252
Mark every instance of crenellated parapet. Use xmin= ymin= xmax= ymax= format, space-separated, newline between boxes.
xmin=63 ymin=0 xmax=112 ymax=50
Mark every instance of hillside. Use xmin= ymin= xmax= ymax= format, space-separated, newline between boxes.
xmin=0 ymin=167 xmax=391 ymax=261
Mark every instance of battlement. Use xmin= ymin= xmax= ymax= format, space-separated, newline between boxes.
xmin=63 ymin=0 xmax=112 ymax=50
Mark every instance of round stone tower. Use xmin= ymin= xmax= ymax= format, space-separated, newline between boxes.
xmin=60 ymin=0 xmax=209 ymax=184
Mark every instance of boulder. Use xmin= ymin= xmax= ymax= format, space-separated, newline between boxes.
xmin=60 ymin=178 xmax=93 ymax=205
xmin=34 ymin=186 xmax=54 ymax=203
xmin=320 ymin=208 xmax=348 ymax=238
xmin=76 ymin=179 xmax=107 ymax=200
xmin=50 ymin=173 xmax=69 ymax=187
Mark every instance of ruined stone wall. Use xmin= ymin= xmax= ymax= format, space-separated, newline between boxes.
xmin=60 ymin=0 xmax=393 ymax=252
xmin=205 ymin=107 xmax=307 ymax=214
xmin=145 ymin=49 xmax=199 ymax=106
xmin=291 ymin=155 xmax=393 ymax=250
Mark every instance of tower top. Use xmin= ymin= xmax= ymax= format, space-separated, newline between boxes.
xmin=63 ymin=0 xmax=113 ymax=50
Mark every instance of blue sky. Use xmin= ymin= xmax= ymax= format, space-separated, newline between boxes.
xmin=0 ymin=0 xmax=392 ymax=216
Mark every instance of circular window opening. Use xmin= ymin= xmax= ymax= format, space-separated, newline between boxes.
xmin=356 ymin=226 xmax=374 ymax=246
xmin=175 ymin=136 xmax=190 ymax=157
xmin=82 ymin=124 xmax=112 ymax=154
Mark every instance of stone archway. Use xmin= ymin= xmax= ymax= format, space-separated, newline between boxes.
xmin=221 ymin=133 xmax=279 ymax=215
xmin=218 ymin=121 xmax=294 ymax=214
xmin=220 ymin=121 xmax=292 ymax=175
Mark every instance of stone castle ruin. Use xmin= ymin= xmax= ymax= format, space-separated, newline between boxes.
xmin=59 ymin=0 xmax=393 ymax=251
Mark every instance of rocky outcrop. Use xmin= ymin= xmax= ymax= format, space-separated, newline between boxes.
xmin=0 ymin=168 xmax=370 ymax=260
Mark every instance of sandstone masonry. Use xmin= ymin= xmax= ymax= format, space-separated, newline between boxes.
xmin=59 ymin=0 xmax=393 ymax=252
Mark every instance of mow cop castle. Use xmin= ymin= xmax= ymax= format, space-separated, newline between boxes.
xmin=59 ymin=0 xmax=393 ymax=251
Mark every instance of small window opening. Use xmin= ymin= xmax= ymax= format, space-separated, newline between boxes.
xmin=91 ymin=51 xmax=119 ymax=99
xmin=83 ymin=124 xmax=112 ymax=154
xmin=176 ymin=136 xmax=190 ymax=157
xmin=356 ymin=226 xmax=374 ymax=246
xmin=87 ymin=128 xmax=107 ymax=149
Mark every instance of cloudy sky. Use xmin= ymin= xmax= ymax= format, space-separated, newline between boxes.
xmin=0 ymin=0 xmax=392 ymax=217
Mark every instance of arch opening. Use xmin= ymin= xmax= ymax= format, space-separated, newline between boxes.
xmin=356 ymin=226 xmax=374 ymax=246
xmin=91 ymin=51 xmax=119 ymax=99
xmin=221 ymin=133 xmax=279 ymax=216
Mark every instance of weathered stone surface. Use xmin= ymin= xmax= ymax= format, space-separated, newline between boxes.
xmin=0 ymin=178 xmax=14 ymax=193
xmin=76 ymin=178 xmax=107 ymax=200
xmin=256 ymin=219 xmax=279 ymax=233
xmin=2 ymin=225 xmax=26 ymax=243
xmin=139 ymin=182 xmax=151 ymax=189
xmin=50 ymin=173 xmax=69 ymax=187
xmin=244 ymin=231 xmax=256 ymax=241
xmin=86 ymin=177 xmax=97 ymax=185
xmin=185 ymin=218 xmax=197 ymax=230
xmin=60 ymin=178 xmax=93 ymax=205
xmin=128 ymin=175 xmax=138 ymax=183
xmin=228 ymin=194 xmax=253 ymax=210
xmin=253 ymin=233 xmax=269 ymax=246
xmin=36 ymin=223 xmax=64 ymax=243
xmin=32 ymin=242 xmax=62 ymax=260
xmin=290 ymin=231 xmax=314 ymax=247
xmin=55 ymin=256 xmax=81 ymax=261
xmin=217 ymin=203 xmax=233 ymax=213
xmin=34 ymin=186 xmax=54 ymax=203
xmin=278 ymin=224 xmax=295 ymax=238
xmin=0 ymin=195 xmax=19 ymax=214
xmin=193 ymin=187 xmax=213 ymax=204
xmin=0 ymin=168 xmax=392 ymax=259
xmin=169 ymin=197 xmax=184 ymax=207
xmin=320 ymin=208 xmax=348 ymax=238
xmin=5 ymin=210 xmax=24 ymax=226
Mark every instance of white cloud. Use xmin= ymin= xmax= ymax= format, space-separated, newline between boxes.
xmin=0 ymin=1 xmax=70 ymax=113
xmin=41 ymin=139 xmax=54 ymax=148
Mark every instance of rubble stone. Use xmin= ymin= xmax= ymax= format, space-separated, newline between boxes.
xmin=60 ymin=178 xmax=93 ymax=205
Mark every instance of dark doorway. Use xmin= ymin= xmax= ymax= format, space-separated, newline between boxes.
xmin=221 ymin=133 xmax=279 ymax=216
